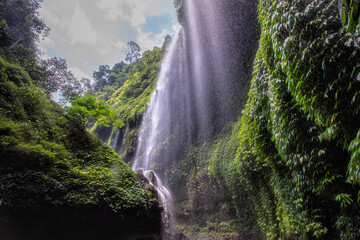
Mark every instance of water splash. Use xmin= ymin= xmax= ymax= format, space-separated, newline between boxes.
xmin=143 ymin=170 xmax=173 ymax=238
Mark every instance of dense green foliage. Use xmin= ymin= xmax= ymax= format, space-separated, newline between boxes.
xmin=90 ymin=44 xmax=165 ymax=139
xmin=0 ymin=55 xmax=148 ymax=217
xmin=91 ymin=0 xmax=360 ymax=238
xmin=166 ymin=126 xmax=259 ymax=237
xmin=0 ymin=0 xmax=147 ymax=214
xmin=152 ymin=0 xmax=360 ymax=238
xmin=0 ymin=54 xmax=163 ymax=239
xmin=340 ymin=0 xmax=360 ymax=34
xmin=0 ymin=0 xmax=47 ymax=50
xmin=61 ymin=94 xmax=124 ymax=130
xmin=8 ymin=0 xmax=357 ymax=238
xmin=0 ymin=0 xmax=86 ymax=104
xmin=94 ymin=47 xmax=165 ymax=124
xmin=0 ymin=0 xmax=47 ymax=80
xmin=208 ymin=120 xmax=260 ymax=235
xmin=0 ymin=0 xmax=162 ymax=238
xmin=220 ymin=0 xmax=360 ymax=239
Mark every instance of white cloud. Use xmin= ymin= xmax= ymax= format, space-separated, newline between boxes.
xmin=172 ymin=24 xmax=181 ymax=33
xmin=112 ymin=40 xmax=127 ymax=50
xmin=97 ymin=0 xmax=176 ymax=27
xmin=97 ymin=0 xmax=130 ymax=21
xmin=39 ymin=0 xmax=73 ymax=29
xmin=69 ymin=67 xmax=93 ymax=82
xmin=136 ymin=28 xmax=173 ymax=52
xmin=39 ymin=0 xmax=179 ymax=82
xmin=69 ymin=6 xmax=98 ymax=45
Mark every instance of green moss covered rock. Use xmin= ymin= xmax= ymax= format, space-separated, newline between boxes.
xmin=233 ymin=0 xmax=360 ymax=239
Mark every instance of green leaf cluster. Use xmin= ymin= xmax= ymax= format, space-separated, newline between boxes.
xmin=0 ymin=0 xmax=48 ymax=79
xmin=62 ymin=94 xmax=124 ymax=130
xmin=340 ymin=0 xmax=360 ymax=34
xmin=225 ymin=0 xmax=360 ymax=239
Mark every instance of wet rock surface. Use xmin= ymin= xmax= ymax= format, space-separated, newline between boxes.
xmin=136 ymin=169 xmax=162 ymax=222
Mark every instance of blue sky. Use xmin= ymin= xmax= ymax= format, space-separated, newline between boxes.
xmin=39 ymin=0 xmax=180 ymax=81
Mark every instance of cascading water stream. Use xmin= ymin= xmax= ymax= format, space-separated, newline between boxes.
xmin=131 ymin=0 xmax=259 ymax=237
xmin=110 ymin=128 xmax=121 ymax=150
xmin=143 ymin=170 xmax=173 ymax=236
xmin=132 ymin=32 xmax=180 ymax=238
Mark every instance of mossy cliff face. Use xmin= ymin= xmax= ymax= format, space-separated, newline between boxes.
xmin=174 ymin=0 xmax=185 ymax=26
xmin=0 ymin=57 xmax=161 ymax=240
xmin=161 ymin=0 xmax=360 ymax=238
xmin=229 ymin=0 xmax=360 ymax=239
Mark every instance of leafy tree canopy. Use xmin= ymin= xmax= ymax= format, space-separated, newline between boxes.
xmin=125 ymin=41 xmax=141 ymax=64
xmin=0 ymin=0 xmax=89 ymax=106
xmin=0 ymin=0 xmax=49 ymax=80
xmin=40 ymin=57 xmax=88 ymax=103
xmin=0 ymin=0 xmax=49 ymax=51
xmin=93 ymin=64 xmax=110 ymax=91
xmin=59 ymin=94 xmax=124 ymax=130
xmin=339 ymin=0 xmax=360 ymax=33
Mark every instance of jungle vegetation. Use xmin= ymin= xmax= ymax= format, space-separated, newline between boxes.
xmin=1 ymin=0 xmax=360 ymax=239
xmin=0 ymin=0 xmax=161 ymax=239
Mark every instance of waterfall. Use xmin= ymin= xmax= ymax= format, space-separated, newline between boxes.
xmin=110 ymin=128 xmax=121 ymax=150
xmin=143 ymin=170 xmax=173 ymax=238
xmin=132 ymin=0 xmax=259 ymax=237
xmin=132 ymin=32 xmax=180 ymax=238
